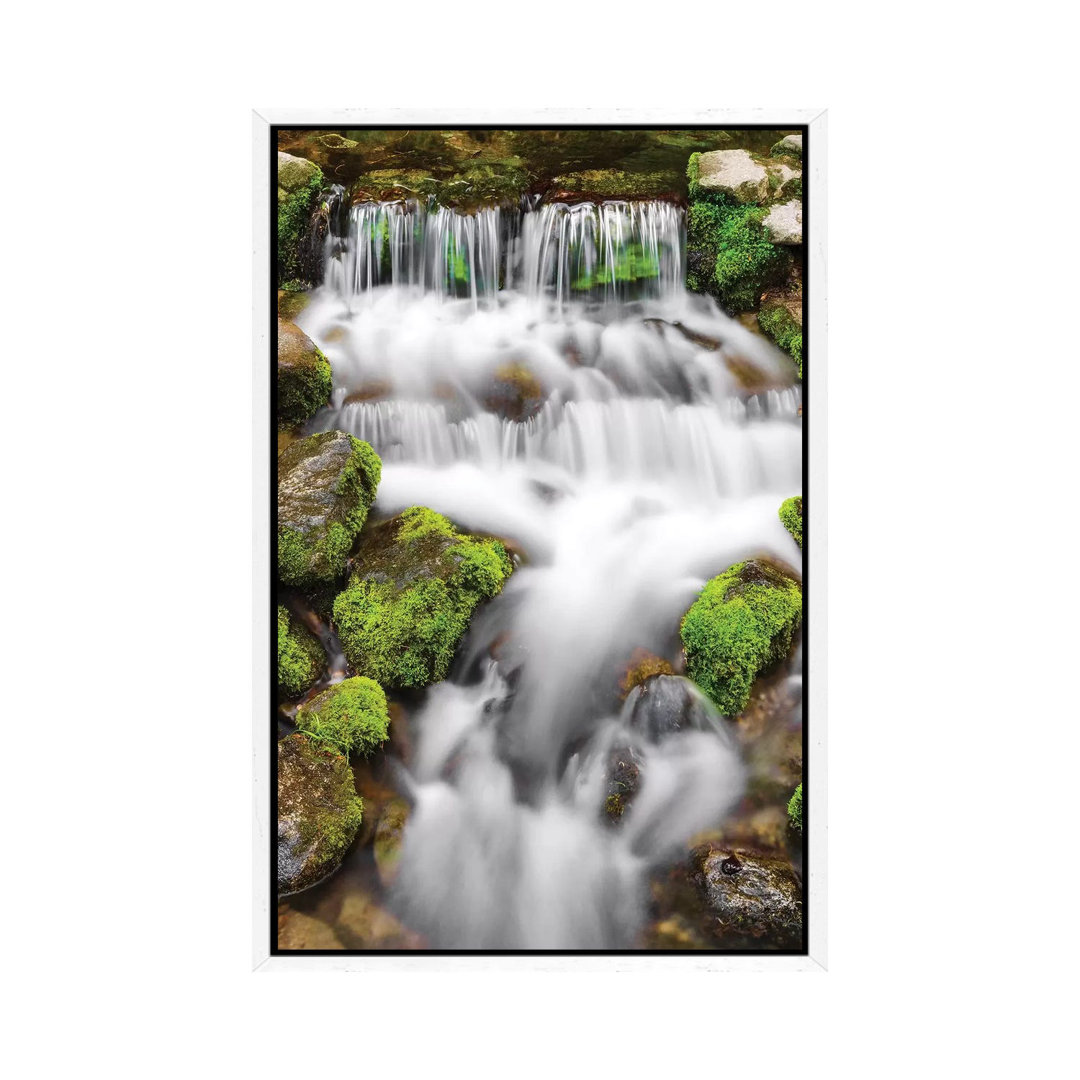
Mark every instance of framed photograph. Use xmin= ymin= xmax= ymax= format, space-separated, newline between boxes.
xmin=254 ymin=110 xmax=826 ymax=970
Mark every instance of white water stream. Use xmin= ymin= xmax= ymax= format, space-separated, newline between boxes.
xmin=295 ymin=196 xmax=802 ymax=948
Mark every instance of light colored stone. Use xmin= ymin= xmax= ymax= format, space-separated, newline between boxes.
xmin=772 ymin=133 xmax=803 ymax=157
xmin=278 ymin=151 xmax=320 ymax=202
xmin=695 ymin=149 xmax=769 ymax=203
xmin=763 ymin=200 xmax=803 ymax=245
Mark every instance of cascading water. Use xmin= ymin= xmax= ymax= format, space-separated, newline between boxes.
xmin=294 ymin=195 xmax=802 ymax=948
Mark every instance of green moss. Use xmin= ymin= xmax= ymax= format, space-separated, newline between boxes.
xmin=680 ymin=559 xmax=802 ymax=715
xmin=277 ymin=166 xmax=324 ymax=285
xmin=277 ymin=435 xmax=382 ymax=589
xmin=571 ymin=241 xmax=660 ymax=291
xmin=778 ymin=496 xmax=803 ymax=548
xmin=685 ymin=156 xmax=790 ymax=313
xmin=759 ymin=304 xmax=803 ymax=377
xmin=787 ymin=782 xmax=803 ymax=832
xmin=332 ymin=508 xmax=513 ymax=688
xmin=295 ymin=676 xmax=390 ymax=758
xmin=277 ymin=605 xmax=328 ymax=699
xmin=277 ymin=342 xmax=332 ymax=427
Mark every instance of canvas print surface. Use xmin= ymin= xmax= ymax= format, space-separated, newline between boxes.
xmin=272 ymin=126 xmax=807 ymax=952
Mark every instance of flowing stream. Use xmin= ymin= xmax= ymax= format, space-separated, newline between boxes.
xmin=294 ymin=195 xmax=802 ymax=948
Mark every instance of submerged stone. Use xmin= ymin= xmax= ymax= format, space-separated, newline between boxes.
xmin=483 ymin=363 xmax=545 ymax=422
xmin=277 ymin=318 xmax=332 ymax=427
xmin=277 ymin=431 xmax=381 ymax=589
xmin=603 ymin=744 xmax=643 ymax=825
xmin=276 ymin=605 xmax=327 ymax=700
xmin=332 ymin=507 xmax=513 ymax=688
xmin=680 ymin=558 xmax=802 ymax=716
xmin=624 ymin=674 xmax=717 ymax=741
xmin=373 ymin=797 xmax=410 ymax=887
xmin=277 ymin=734 xmax=363 ymax=897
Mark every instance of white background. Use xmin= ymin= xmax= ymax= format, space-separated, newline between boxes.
xmin=3 ymin=2 xmax=1076 ymax=1076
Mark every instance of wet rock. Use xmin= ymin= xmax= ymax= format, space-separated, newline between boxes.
xmin=332 ymin=507 xmax=513 ymax=688
xmin=277 ymin=431 xmax=381 ymax=589
xmin=771 ymin=133 xmax=803 ymax=158
xmin=763 ymin=199 xmax=802 ymax=246
xmin=603 ymin=744 xmax=643 ymax=825
xmin=277 ymin=734 xmax=364 ymax=897
xmin=691 ymin=843 xmax=802 ymax=948
xmin=277 ymin=152 xmax=325 ymax=287
xmin=483 ymin=362 xmax=545 ymax=422
xmin=619 ymin=648 xmax=675 ymax=700
xmin=373 ymin=798 xmax=410 ymax=887
xmin=278 ymin=319 xmax=332 ymax=427
xmin=624 ymin=675 xmax=716 ymax=741
xmin=693 ymin=149 xmax=769 ymax=204
xmin=276 ymin=604 xmax=327 ymax=700
xmin=680 ymin=558 xmax=802 ymax=716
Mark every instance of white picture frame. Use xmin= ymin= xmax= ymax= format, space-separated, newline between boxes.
xmin=253 ymin=109 xmax=827 ymax=971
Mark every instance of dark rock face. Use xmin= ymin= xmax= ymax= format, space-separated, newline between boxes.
xmin=602 ymin=744 xmax=643 ymax=824
xmin=624 ymin=674 xmax=717 ymax=742
xmin=277 ymin=734 xmax=363 ymax=897
xmin=691 ymin=844 xmax=802 ymax=948
xmin=277 ymin=431 xmax=381 ymax=588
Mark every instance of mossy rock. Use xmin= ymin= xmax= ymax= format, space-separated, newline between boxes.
xmin=603 ymin=745 xmax=642 ymax=826
xmin=277 ymin=152 xmax=324 ymax=288
xmin=770 ymin=133 xmax=803 ymax=159
xmin=294 ymin=675 xmax=390 ymax=758
xmin=787 ymin=782 xmax=803 ymax=833
xmin=277 ymin=289 xmax=310 ymax=322
xmin=277 ymin=318 xmax=332 ymax=427
xmin=277 ymin=734 xmax=363 ymax=897
xmin=483 ymin=363 xmax=544 ymax=422
xmin=685 ymin=156 xmax=790 ymax=313
xmin=277 ymin=431 xmax=381 ymax=589
xmin=619 ymin=648 xmax=675 ymax=699
xmin=680 ymin=558 xmax=802 ymax=716
xmin=276 ymin=605 xmax=327 ymax=699
xmin=758 ymin=276 xmax=803 ymax=377
xmin=779 ymin=496 xmax=803 ymax=548
xmin=332 ymin=507 xmax=513 ymax=688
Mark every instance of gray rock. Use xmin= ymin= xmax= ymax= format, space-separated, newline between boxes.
xmin=763 ymin=200 xmax=803 ymax=245
xmin=695 ymin=149 xmax=770 ymax=203
xmin=278 ymin=151 xmax=321 ymax=202
xmin=624 ymin=675 xmax=718 ymax=741
xmin=771 ymin=134 xmax=803 ymax=158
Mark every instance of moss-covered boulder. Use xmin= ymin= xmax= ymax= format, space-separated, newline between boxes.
xmin=277 ymin=151 xmax=324 ymax=287
xmin=277 ymin=605 xmax=327 ymax=699
xmin=332 ymin=507 xmax=513 ymax=688
xmin=691 ymin=843 xmax=803 ymax=948
xmin=787 ymin=782 xmax=803 ymax=833
xmin=779 ymin=496 xmax=803 ymax=548
xmin=758 ymin=272 xmax=803 ymax=376
xmin=277 ymin=431 xmax=381 ymax=589
xmin=680 ymin=558 xmax=802 ymax=716
xmin=277 ymin=734 xmax=363 ymax=897
xmin=278 ymin=318 xmax=331 ymax=427
xmin=483 ymin=363 xmax=545 ymax=422
xmin=294 ymin=675 xmax=390 ymax=757
xmin=771 ymin=133 xmax=803 ymax=159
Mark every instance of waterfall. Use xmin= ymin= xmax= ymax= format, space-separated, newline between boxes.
xmin=292 ymin=191 xmax=802 ymax=949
